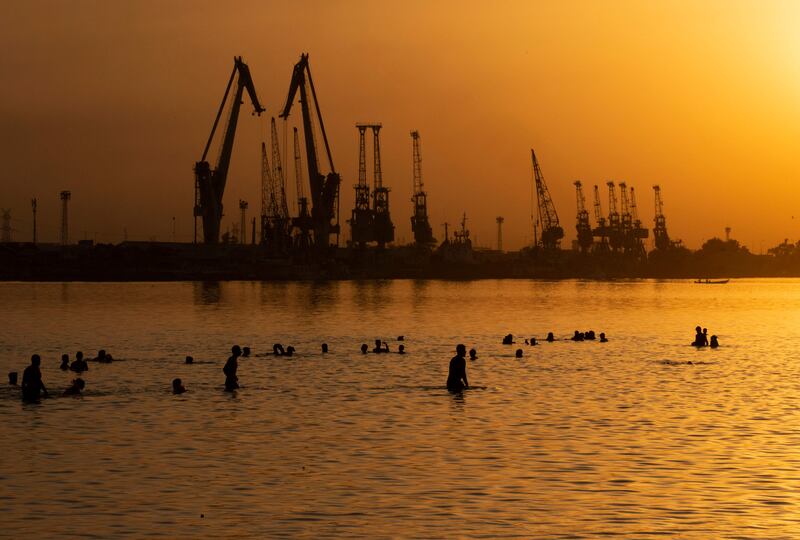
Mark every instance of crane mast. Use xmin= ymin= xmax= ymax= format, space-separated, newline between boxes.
xmin=652 ymin=185 xmax=671 ymax=250
xmin=194 ymin=56 xmax=264 ymax=244
xmin=531 ymin=149 xmax=563 ymax=250
xmin=606 ymin=181 xmax=623 ymax=251
xmin=410 ymin=130 xmax=434 ymax=245
xmin=292 ymin=126 xmax=312 ymax=250
xmin=370 ymin=125 xmax=394 ymax=247
xmin=279 ymin=53 xmax=340 ymax=252
xmin=591 ymin=185 xmax=610 ymax=253
xmin=573 ymin=180 xmax=593 ymax=253
xmin=627 ymin=186 xmax=649 ymax=258
xmin=270 ymin=118 xmax=290 ymax=220
xmin=350 ymin=125 xmax=372 ymax=247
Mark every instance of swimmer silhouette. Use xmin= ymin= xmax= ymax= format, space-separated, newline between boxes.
xmin=172 ymin=378 xmax=187 ymax=394
xmin=398 ymin=344 xmax=405 ymax=354
xmin=223 ymin=345 xmax=241 ymax=391
xmin=599 ymin=332 xmax=608 ymax=343
xmin=585 ymin=331 xmax=596 ymax=340
xmin=447 ymin=344 xmax=469 ymax=393
xmin=373 ymin=339 xmax=389 ymax=353
xmin=571 ymin=331 xmax=584 ymax=342
xmin=546 ymin=332 xmax=555 ymax=342
xmin=95 ymin=349 xmax=111 ymax=363
xmin=710 ymin=335 xmax=719 ymax=348
xmin=185 ymin=355 xmax=194 ymax=364
xmin=8 ymin=371 xmax=18 ymax=385
xmin=70 ymin=351 xmax=88 ymax=373
xmin=63 ymin=378 xmax=85 ymax=396
xmin=360 ymin=343 xmax=368 ymax=354
xmin=21 ymin=354 xmax=48 ymax=402
xmin=530 ymin=337 xmax=537 ymax=346
xmin=691 ymin=326 xmax=703 ymax=346
xmin=397 ymin=336 xmax=404 ymax=341
xmin=321 ymin=343 xmax=328 ymax=353
xmin=502 ymin=334 xmax=513 ymax=345
xmin=242 ymin=347 xmax=251 ymax=358
xmin=60 ymin=354 xmax=70 ymax=370
xmin=285 ymin=346 xmax=295 ymax=357
xmin=702 ymin=328 xmax=709 ymax=347
xmin=515 ymin=348 xmax=523 ymax=358
xmin=469 ymin=348 xmax=477 ymax=360
xmin=273 ymin=344 xmax=285 ymax=356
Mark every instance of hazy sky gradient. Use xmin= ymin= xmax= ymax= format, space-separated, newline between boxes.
xmin=2 ymin=0 xmax=799 ymax=249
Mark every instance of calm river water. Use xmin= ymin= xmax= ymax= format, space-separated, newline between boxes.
xmin=2 ymin=279 xmax=800 ymax=538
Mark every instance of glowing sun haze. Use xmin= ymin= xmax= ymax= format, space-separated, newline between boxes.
xmin=2 ymin=0 xmax=799 ymax=250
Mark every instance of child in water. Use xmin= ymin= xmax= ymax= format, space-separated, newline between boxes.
xmin=172 ymin=378 xmax=187 ymax=394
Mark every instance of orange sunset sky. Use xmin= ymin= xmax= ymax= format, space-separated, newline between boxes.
xmin=1 ymin=0 xmax=799 ymax=250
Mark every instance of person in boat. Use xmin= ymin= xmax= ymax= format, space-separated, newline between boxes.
xmin=710 ymin=335 xmax=719 ymax=348
xmin=502 ymin=334 xmax=513 ymax=345
xmin=172 ymin=378 xmax=187 ymax=394
xmin=223 ymin=345 xmax=241 ymax=391
xmin=70 ymin=351 xmax=88 ymax=373
xmin=21 ymin=355 xmax=48 ymax=402
xmin=398 ymin=345 xmax=405 ymax=355
xmin=360 ymin=343 xmax=368 ymax=354
xmin=515 ymin=348 xmax=523 ymax=358
xmin=546 ymin=332 xmax=555 ymax=342
xmin=447 ymin=344 xmax=469 ymax=393
xmin=469 ymin=348 xmax=477 ymax=360
xmin=60 ymin=354 xmax=70 ymax=370
xmin=599 ymin=332 xmax=608 ymax=343
xmin=273 ymin=344 xmax=285 ymax=356
xmin=63 ymin=378 xmax=85 ymax=396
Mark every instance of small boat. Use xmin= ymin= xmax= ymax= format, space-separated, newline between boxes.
xmin=694 ymin=278 xmax=730 ymax=284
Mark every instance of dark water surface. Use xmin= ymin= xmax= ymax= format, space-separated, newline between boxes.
xmin=2 ymin=279 xmax=800 ymax=538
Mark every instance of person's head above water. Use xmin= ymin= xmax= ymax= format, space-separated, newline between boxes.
xmin=242 ymin=347 xmax=250 ymax=357
xmin=469 ymin=348 xmax=477 ymax=359
xmin=398 ymin=344 xmax=405 ymax=354
xmin=61 ymin=354 xmax=69 ymax=363
xmin=98 ymin=349 xmax=106 ymax=358
xmin=696 ymin=326 xmax=701 ymax=333
xmin=172 ymin=378 xmax=186 ymax=394
xmin=76 ymin=351 xmax=83 ymax=361
xmin=231 ymin=345 xmax=242 ymax=357
xmin=546 ymin=332 xmax=554 ymax=341
xmin=456 ymin=344 xmax=466 ymax=357
xmin=31 ymin=354 xmax=41 ymax=366
xmin=515 ymin=349 xmax=523 ymax=358
xmin=321 ymin=343 xmax=328 ymax=353
xmin=185 ymin=355 xmax=193 ymax=364
xmin=360 ymin=343 xmax=368 ymax=354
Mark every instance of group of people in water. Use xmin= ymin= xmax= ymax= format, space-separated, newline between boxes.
xmin=10 ymin=326 xmax=720 ymax=401
xmin=692 ymin=326 xmax=720 ymax=348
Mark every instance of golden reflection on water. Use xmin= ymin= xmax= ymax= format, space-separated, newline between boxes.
xmin=2 ymin=279 xmax=800 ymax=537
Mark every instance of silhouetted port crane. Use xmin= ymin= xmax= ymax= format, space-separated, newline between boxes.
xmin=592 ymin=185 xmax=610 ymax=253
xmin=627 ymin=186 xmax=649 ymax=258
xmin=370 ymin=125 xmax=394 ymax=247
xmin=292 ymin=127 xmax=313 ymax=250
xmin=350 ymin=125 xmax=373 ymax=247
xmin=259 ymin=118 xmax=292 ymax=252
xmin=652 ymin=185 xmax=671 ymax=250
xmin=531 ymin=150 xmax=563 ymax=250
xmin=410 ymin=130 xmax=435 ymax=246
xmin=606 ymin=182 xmax=623 ymax=252
xmin=279 ymin=53 xmax=340 ymax=252
xmin=195 ymin=57 xmax=264 ymax=244
xmin=573 ymin=180 xmax=593 ymax=253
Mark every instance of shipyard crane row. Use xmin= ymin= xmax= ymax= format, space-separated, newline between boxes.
xmin=194 ymin=56 xmax=264 ymax=244
xmin=653 ymin=185 xmax=671 ymax=250
xmin=573 ymin=180 xmax=593 ymax=253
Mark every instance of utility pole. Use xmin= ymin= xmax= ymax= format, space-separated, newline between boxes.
xmin=496 ymin=216 xmax=504 ymax=251
xmin=31 ymin=198 xmax=37 ymax=244
xmin=1 ymin=209 xmax=11 ymax=242
xmin=60 ymin=191 xmax=71 ymax=245
xmin=239 ymin=200 xmax=248 ymax=244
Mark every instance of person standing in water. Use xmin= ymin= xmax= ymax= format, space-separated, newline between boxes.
xmin=21 ymin=355 xmax=48 ymax=402
xmin=447 ymin=344 xmax=469 ymax=393
xmin=223 ymin=345 xmax=241 ymax=391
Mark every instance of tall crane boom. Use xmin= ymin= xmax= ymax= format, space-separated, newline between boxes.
xmin=410 ymin=130 xmax=434 ymax=245
xmin=279 ymin=53 xmax=340 ymax=250
xmin=652 ymin=184 xmax=671 ymax=250
xmin=574 ymin=180 xmax=593 ymax=252
xmin=270 ymin=118 xmax=290 ymax=219
xmin=531 ymin=149 xmax=563 ymax=249
xmin=195 ymin=56 xmax=264 ymax=244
